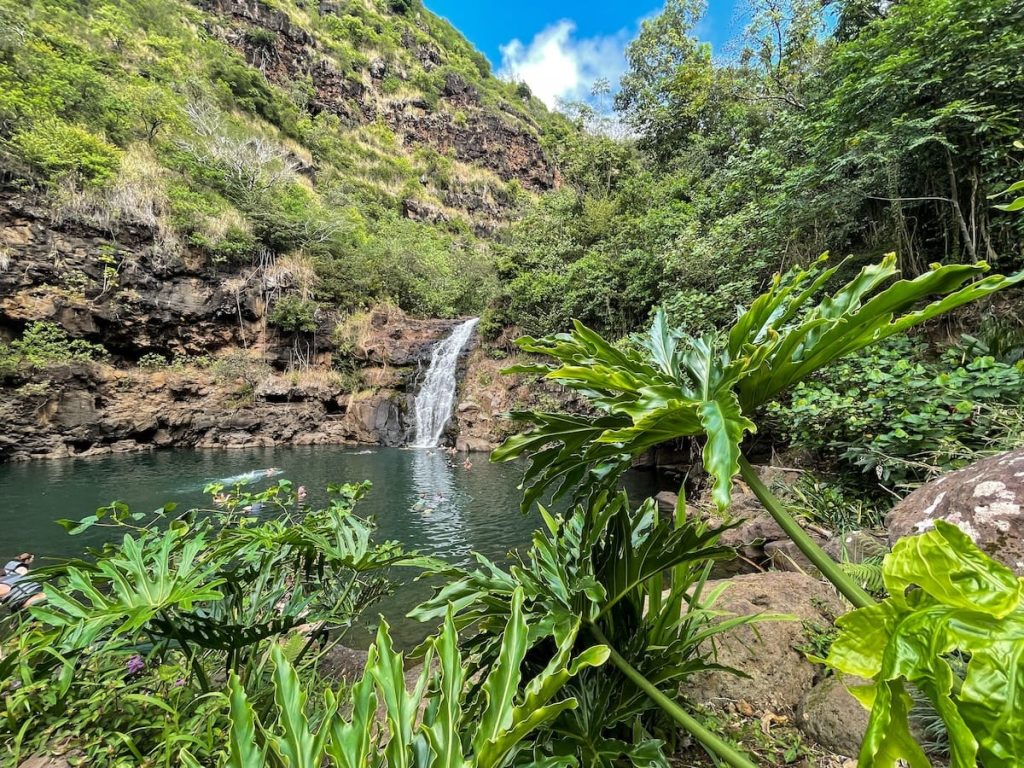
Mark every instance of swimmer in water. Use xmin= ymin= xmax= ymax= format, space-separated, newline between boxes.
xmin=462 ymin=458 xmax=473 ymax=470
xmin=0 ymin=553 xmax=46 ymax=610
xmin=216 ymin=468 xmax=283 ymax=486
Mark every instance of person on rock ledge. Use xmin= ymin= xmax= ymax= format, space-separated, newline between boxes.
xmin=0 ymin=553 xmax=46 ymax=610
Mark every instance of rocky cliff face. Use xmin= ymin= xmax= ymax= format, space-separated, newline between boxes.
xmin=0 ymin=304 xmax=467 ymax=461
xmin=196 ymin=0 xmax=557 ymax=200
xmin=0 ymin=0 xmax=560 ymax=462
xmin=1 ymin=362 xmax=396 ymax=461
xmin=0 ymin=192 xmax=254 ymax=358
xmin=0 ymin=190 xmax=490 ymax=460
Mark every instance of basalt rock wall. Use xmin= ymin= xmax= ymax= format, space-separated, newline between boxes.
xmin=0 ymin=190 xmax=475 ymax=461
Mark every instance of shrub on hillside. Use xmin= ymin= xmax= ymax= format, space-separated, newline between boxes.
xmin=267 ymin=295 xmax=319 ymax=333
xmin=12 ymin=119 xmax=121 ymax=185
xmin=0 ymin=321 xmax=108 ymax=371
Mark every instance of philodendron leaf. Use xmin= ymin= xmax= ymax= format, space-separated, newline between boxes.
xmin=698 ymin=391 xmax=756 ymax=511
xmin=424 ymin=606 xmax=466 ymax=768
xmin=823 ymin=520 xmax=1024 ymax=768
xmin=474 ymin=587 xmax=530 ymax=760
xmin=958 ymin=639 xmax=1024 ymax=767
xmin=854 ymin=679 xmax=931 ymax=768
xmin=884 ymin=520 xmax=1021 ymax=616
xmin=226 ymin=671 xmax=267 ymax=768
xmin=493 ymin=256 xmax=1023 ymax=520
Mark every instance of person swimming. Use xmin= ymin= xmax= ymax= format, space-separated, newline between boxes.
xmin=3 ymin=553 xmax=33 ymax=576
xmin=217 ymin=468 xmax=284 ymax=486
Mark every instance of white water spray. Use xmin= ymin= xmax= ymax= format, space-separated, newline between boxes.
xmin=411 ymin=318 xmax=479 ymax=447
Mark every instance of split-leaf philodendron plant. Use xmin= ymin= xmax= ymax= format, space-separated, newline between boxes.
xmin=186 ymin=591 xmax=609 ymax=768
xmin=489 ymin=254 xmax=1022 ymax=762
xmin=412 ymin=490 xmax=772 ymax=768
xmin=493 ymin=253 xmax=1024 ymax=609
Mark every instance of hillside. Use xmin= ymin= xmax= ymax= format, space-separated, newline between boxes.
xmin=0 ymin=0 xmax=562 ymax=326
xmin=0 ymin=0 xmax=573 ymax=459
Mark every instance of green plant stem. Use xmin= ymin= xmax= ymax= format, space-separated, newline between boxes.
xmin=161 ymin=610 xmax=211 ymax=693
xmin=737 ymin=456 xmax=874 ymax=609
xmin=588 ymin=624 xmax=758 ymax=768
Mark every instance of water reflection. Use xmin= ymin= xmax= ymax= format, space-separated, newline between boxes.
xmin=408 ymin=449 xmax=469 ymax=561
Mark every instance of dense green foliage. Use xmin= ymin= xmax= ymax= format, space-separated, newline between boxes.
xmin=495 ymin=256 xmax=1022 ymax=512
xmin=411 ymin=491 xmax=769 ymax=767
xmin=822 ymin=520 xmax=1024 ymax=767
xmin=0 ymin=481 xmax=433 ymax=766
xmin=204 ymin=600 xmax=608 ymax=767
xmin=3 ymin=0 xmax=1024 ymax=764
xmin=487 ymin=257 xmax=1024 ymax=762
xmin=492 ymin=0 xmax=1024 ymax=338
xmin=767 ymin=336 xmax=1024 ymax=487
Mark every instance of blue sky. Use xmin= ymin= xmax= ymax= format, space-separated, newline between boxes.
xmin=424 ymin=1 xmax=747 ymax=108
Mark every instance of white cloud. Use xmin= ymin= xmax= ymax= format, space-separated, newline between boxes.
xmin=497 ymin=20 xmax=631 ymax=109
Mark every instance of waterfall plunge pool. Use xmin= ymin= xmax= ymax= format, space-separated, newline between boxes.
xmin=0 ymin=445 xmax=665 ymax=647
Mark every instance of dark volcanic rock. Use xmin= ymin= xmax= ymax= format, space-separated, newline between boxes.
xmin=0 ymin=362 xmax=420 ymax=462
xmin=0 ymin=192 xmax=257 ymax=358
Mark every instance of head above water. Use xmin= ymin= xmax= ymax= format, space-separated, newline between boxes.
xmin=16 ymin=553 xmax=33 ymax=564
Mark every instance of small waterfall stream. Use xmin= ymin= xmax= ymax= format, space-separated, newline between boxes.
xmin=411 ymin=317 xmax=479 ymax=447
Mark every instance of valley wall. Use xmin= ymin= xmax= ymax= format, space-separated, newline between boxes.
xmin=0 ymin=190 xmax=533 ymax=461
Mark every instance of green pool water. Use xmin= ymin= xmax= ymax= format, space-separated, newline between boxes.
xmin=0 ymin=445 xmax=662 ymax=647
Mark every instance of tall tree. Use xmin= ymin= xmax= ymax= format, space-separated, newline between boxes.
xmin=615 ymin=0 xmax=715 ymax=162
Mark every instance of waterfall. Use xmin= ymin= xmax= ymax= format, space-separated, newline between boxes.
xmin=411 ymin=318 xmax=479 ymax=448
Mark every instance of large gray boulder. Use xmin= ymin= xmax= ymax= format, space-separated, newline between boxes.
xmin=886 ymin=448 xmax=1024 ymax=573
xmin=796 ymin=675 xmax=871 ymax=757
xmin=684 ymin=571 xmax=845 ymax=714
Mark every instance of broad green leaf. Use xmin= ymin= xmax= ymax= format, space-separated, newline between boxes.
xmin=227 ymin=672 xmax=267 ymax=768
xmin=856 ymin=680 xmax=931 ymax=768
xmin=370 ymin=620 xmax=423 ymax=768
xmin=474 ymin=588 xmax=530 ymax=757
xmin=325 ymin=664 xmax=377 ymax=768
xmin=884 ymin=520 xmax=1021 ymax=616
xmin=824 ymin=522 xmax=1024 ymax=767
xmin=424 ymin=606 xmax=466 ymax=768
xmin=270 ymin=644 xmax=334 ymax=768
xmin=996 ymin=197 xmax=1024 ymax=212
xmin=698 ymin=392 xmax=756 ymax=510
xmin=959 ymin=639 xmax=1024 ymax=768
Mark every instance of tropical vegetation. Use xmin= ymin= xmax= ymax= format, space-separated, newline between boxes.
xmin=491 ymin=0 xmax=1024 ymax=340
xmin=1 ymin=481 xmax=437 ymax=766
xmin=2 ymin=0 xmax=1024 ymax=765
xmin=821 ymin=520 xmax=1024 ymax=768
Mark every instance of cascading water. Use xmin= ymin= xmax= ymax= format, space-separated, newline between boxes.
xmin=411 ymin=317 xmax=479 ymax=447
